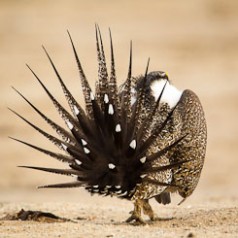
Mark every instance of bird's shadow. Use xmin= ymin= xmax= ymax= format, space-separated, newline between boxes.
xmin=112 ymin=216 xmax=175 ymax=226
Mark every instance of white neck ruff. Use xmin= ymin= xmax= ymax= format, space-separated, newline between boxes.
xmin=150 ymin=79 xmax=183 ymax=108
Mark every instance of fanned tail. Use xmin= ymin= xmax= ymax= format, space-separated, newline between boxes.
xmin=95 ymin=24 xmax=109 ymax=108
xmin=12 ymin=27 xmax=189 ymax=197
xmin=119 ymin=42 xmax=133 ymax=148
xmin=11 ymin=87 xmax=75 ymax=144
xmin=42 ymin=46 xmax=85 ymax=119
xmin=108 ymin=28 xmax=120 ymax=111
xmin=67 ymin=30 xmax=94 ymax=119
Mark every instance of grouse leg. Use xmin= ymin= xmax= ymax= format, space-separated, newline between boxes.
xmin=142 ymin=199 xmax=157 ymax=221
xmin=126 ymin=199 xmax=145 ymax=224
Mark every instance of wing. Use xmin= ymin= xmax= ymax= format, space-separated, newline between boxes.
xmin=171 ymin=89 xmax=207 ymax=198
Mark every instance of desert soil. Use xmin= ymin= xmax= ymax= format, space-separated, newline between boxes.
xmin=0 ymin=0 xmax=238 ymax=237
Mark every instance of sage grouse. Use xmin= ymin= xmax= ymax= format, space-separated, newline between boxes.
xmin=11 ymin=27 xmax=207 ymax=224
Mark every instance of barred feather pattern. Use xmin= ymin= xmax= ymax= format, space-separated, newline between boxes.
xmin=11 ymin=28 xmax=206 ymax=207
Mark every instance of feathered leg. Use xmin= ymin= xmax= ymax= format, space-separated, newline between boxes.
xmin=126 ymin=199 xmax=156 ymax=224
xmin=126 ymin=199 xmax=145 ymax=224
xmin=142 ymin=199 xmax=157 ymax=221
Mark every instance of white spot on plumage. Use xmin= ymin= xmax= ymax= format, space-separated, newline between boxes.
xmin=131 ymin=87 xmax=136 ymax=105
xmin=61 ymin=143 xmax=67 ymax=151
xmin=115 ymin=124 xmax=121 ymax=132
xmin=131 ymin=96 xmax=136 ymax=105
xmin=106 ymin=185 xmax=112 ymax=188
xmin=140 ymin=174 xmax=147 ymax=178
xmin=108 ymin=163 xmax=116 ymax=169
xmin=140 ymin=156 xmax=146 ymax=164
xmin=81 ymin=139 xmax=87 ymax=146
xmin=73 ymin=105 xmax=80 ymax=115
xmin=118 ymin=191 xmax=128 ymax=196
xmin=150 ymin=79 xmax=182 ymax=108
xmin=129 ymin=139 xmax=136 ymax=149
xmin=90 ymin=91 xmax=95 ymax=100
xmin=66 ymin=120 xmax=74 ymax=130
xmin=108 ymin=104 xmax=114 ymax=115
xmin=115 ymin=185 xmax=121 ymax=189
xmin=75 ymin=160 xmax=82 ymax=165
xmin=83 ymin=147 xmax=90 ymax=154
xmin=93 ymin=185 xmax=99 ymax=188
xmin=104 ymin=94 xmax=109 ymax=103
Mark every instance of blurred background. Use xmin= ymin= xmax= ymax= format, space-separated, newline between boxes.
xmin=0 ymin=0 xmax=238 ymax=203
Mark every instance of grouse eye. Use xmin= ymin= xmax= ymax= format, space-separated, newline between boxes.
xmin=159 ymin=71 xmax=169 ymax=80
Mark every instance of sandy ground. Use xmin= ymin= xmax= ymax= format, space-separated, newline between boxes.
xmin=0 ymin=0 xmax=238 ymax=237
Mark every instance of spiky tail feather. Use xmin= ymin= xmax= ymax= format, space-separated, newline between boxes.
xmin=11 ymin=27 xmax=188 ymax=199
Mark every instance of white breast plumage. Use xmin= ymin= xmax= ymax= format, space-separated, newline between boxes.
xmin=150 ymin=79 xmax=183 ymax=108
